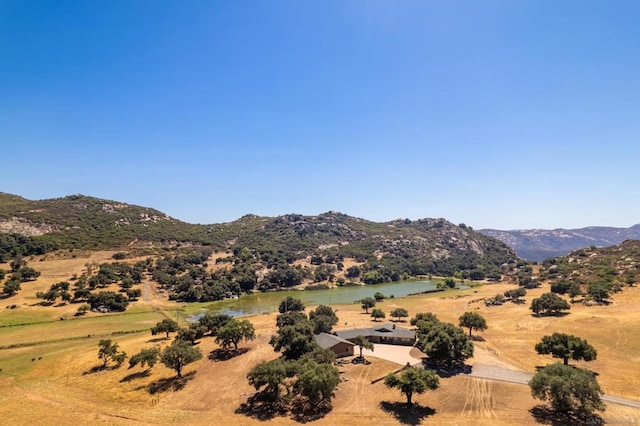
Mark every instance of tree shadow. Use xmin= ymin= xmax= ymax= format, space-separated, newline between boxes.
xmin=290 ymin=396 xmax=332 ymax=423
xmin=82 ymin=365 xmax=118 ymax=375
xmin=530 ymin=405 xmax=604 ymax=425
xmin=422 ymin=361 xmax=471 ymax=378
xmin=531 ymin=312 xmax=570 ymax=318
xmin=209 ymin=347 xmax=249 ymax=361
xmin=120 ymin=369 xmax=151 ymax=383
xmin=146 ymin=337 xmax=169 ymax=343
xmin=236 ymin=393 xmax=289 ymax=421
xmin=470 ymin=335 xmax=486 ymax=342
xmin=379 ymin=401 xmax=435 ymax=424
xmin=138 ymin=371 xmax=196 ymax=394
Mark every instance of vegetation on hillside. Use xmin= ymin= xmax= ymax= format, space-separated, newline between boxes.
xmin=0 ymin=193 xmax=519 ymax=288
xmin=539 ymin=240 xmax=640 ymax=305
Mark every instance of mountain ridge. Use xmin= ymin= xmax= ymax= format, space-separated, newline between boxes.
xmin=479 ymin=224 xmax=640 ymax=261
xmin=0 ymin=192 xmax=517 ymax=279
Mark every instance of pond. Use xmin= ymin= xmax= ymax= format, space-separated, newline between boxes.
xmin=193 ymin=279 xmax=454 ymax=318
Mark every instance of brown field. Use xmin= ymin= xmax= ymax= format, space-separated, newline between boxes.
xmin=1 ymin=252 xmax=640 ymax=425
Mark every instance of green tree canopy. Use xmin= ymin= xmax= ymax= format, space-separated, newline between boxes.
xmin=269 ymin=320 xmax=318 ymax=360
xmin=458 ymin=312 xmax=488 ymax=337
xmin=390 ymin=307 xmax=409 ymax=322
xmin=160 ymin=339 xmax=203 ymax=378
xmin=587 ymin=282 xmax=611 ymax=303
xmin=247 ymin=359 xmax=288 ymax=400
xmin=352 ymin=335 xmax=374 ymax=359
xmin=198 ymin=313 xmax=232 ymax=336
xmin=535 ymin=333 xmax=597 ymax=365
xmin=2 ymin=278 xmax=21 ymax=296
xmin=297 ymin=360 xmax=340 ymax=403
xmin=529 ymin=363 xmax=604 ymax=417
xmin=384 ymin=366 xmax=440 ymax=406
xmin=411 ymin=312 xmax=439 ymax=326
xmin=278 ymin=296 xmax=305 ymax=313
xmin=309 ymin=305 xmax=338 ymax=334
xmin=360 ymin=297 xmax=376 ymax=314
xmin=152 ymin=318 xmax=179 ymax=338
xmin=371 ymin=308 xmax=386 ymax=321
xmin=129 ymin=346 xmax=161 ymax=370
xmin=504 ymin=287 xmax=526 ymax=302
xmin=420 ymin=322 xmax=473 ymax=368
xmin=215 ymin=318 xmax=256 ymax=350
xmin=530 ymin=293 xmax=570 ymax=316
xmin=97 ymin=339 xmax=127 ymax=368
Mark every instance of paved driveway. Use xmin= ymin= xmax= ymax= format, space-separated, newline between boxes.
xmin=361 ymin=344 xmax=424 ymax=366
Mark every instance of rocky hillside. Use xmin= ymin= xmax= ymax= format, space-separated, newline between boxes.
xmin=538 ymin=240 xmax=640 ymax=300
xmin=479 ymin=225 xmax=640 ymax=261
xmin=0 ymin=193 xmax=518 ymax=278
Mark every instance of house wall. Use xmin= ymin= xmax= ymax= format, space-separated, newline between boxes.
xmin=331 ymin=342 xmax=354 ymax=358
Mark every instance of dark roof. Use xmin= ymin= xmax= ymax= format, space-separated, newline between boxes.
xmin=335 ymin=324 xmax=416 ymax=341
xmin=315 ymin=332 xmax=355 ymax=349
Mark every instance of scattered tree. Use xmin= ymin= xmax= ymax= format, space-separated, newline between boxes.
xmin=371 ymin=308 xmax=386 ymax=321
xmin=97 ymin=339 xmax=127 ymax=368
xmin=2 ymin=278 xmax=21 ymax=296
xmin=152 ymin=318 xmax=179 ymax=338
xmin=504 ymin=287 xmax=526 ymax=303
xmin=247 ymin=359 xmax=288 ymax=400
xmin=198 ymin=312 xmax=232 ymax=336
xmin=297 ymin=360 xmax=340 ymax=403
xmin=384 ymin=366 xmax=440 ymax=406
xmin=411 ymin=312 xmax=439 ymax=326
xmin=360 ymin=297 xmax=376 ymax=314
xmin=530 ymin=293 xmax=570 ymax=316
xmin=278 ymin=296 xmax=305 ymax=313
xmin=390 ymin=307 xmax=409 ymax=322
xmin=352 ymin=335 xmax=374 ymax=359
xmin=420 ymin=322 xmax=473 ymax=368
xmin=276 ymin=311 xmax=308 ymax=328
xmin=269 ymin=320 xmax=317 ymax=360
xmin=529 ymin=363 xmax=604 ymax=418
xmin=129 ymin=346 xmax=161 ymax=370
xmin=587 ymin=282 xmax=611 ymax=303
xmin=458 ymin=312 xmax=488 ymax=337
xmin=535 ymin=333 xmax=597 ymax=365
xmin=215 ymin=318 xmax=256 ymax=350
xmin=88 ymin=291 xmax=129 ymax=312
xmin=76 ymin=304 xmax=90 ymax=316
xmin=176 ymin=327 xmax=200 ymax=345
xmin=569 ymin=283 xmax=584 ymax=302
xmin=374 ymin=292 xmax=386 ymax=301
xmin=160 ymin=339 xmax=203 ymax=378
xmin=308 ymin=305 xmax=338 ymax=334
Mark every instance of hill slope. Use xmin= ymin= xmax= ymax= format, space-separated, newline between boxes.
xmin=479 ymin=225 xmax=640 ymax=261
xmin=0 ymin=193 xmax=518 ymax=278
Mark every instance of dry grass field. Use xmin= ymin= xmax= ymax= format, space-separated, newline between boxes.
xmin=1 ymin=252 xmax=639 ymax=425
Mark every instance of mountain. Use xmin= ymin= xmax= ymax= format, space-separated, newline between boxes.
xmin=478 ymin=225 xmax=640 ymax=262
xmin=0 ymin=192 xmax=518 ymax=278
xmin=538 ymin=239 xmax=640 ymax=292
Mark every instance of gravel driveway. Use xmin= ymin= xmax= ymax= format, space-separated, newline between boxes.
xmin=361 ymin=344 xmax=424 ymax=366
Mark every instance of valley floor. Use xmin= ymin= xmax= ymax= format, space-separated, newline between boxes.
xmin=1 ymin=254 xmax=640 ymax=424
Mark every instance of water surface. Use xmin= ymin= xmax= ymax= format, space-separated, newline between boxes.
xmin=198 ymin=280 xmax=446 ymax=317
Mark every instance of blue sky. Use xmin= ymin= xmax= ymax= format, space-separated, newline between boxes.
xmin=1 ymin=1 xmax=639 ymax=229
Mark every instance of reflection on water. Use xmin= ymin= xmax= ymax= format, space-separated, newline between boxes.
xmin=194 ymin=280 xmax=454 ymax=318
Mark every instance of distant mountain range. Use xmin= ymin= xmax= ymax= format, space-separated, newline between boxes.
xmin=479 ymin=225 xmax=640 ymax=262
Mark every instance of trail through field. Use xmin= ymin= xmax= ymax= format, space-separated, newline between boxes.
xmin=461 ymin=378 xmax=496 ymax=420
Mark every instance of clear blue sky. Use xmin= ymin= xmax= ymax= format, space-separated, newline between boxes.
xmin=2 ymin=1 xmax=639 ymax=229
